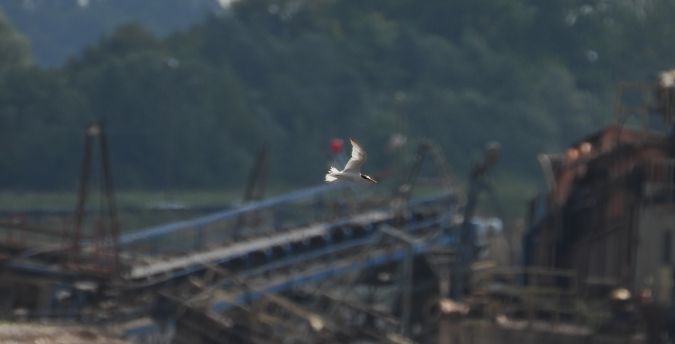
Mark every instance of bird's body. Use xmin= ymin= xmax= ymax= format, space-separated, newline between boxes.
xmin=325 ymin=167 xmax=366 ymax=183
xmin=325 ymin=138 xmax=377 ymax=184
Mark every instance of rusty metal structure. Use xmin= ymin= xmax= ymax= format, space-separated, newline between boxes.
xmin=0 ymin=122 xmax=121 ymax=276
xmin=70 ymin=121 xmax=120 ymax=276
xmin=525 ymin=71 xmax=675 ymax=305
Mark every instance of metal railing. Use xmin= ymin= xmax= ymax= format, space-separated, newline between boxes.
xmin=643 ymin=158 xmax=675 ymax=203
xmin=470 ymin=265 xmax=582 ymax=324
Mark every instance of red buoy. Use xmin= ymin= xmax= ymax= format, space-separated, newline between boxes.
xmin=329 ymin=138 xmax=344 ymax=155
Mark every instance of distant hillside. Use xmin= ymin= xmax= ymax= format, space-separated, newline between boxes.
xmin=1 ymin=0 xmax=675 ymax=221
xmin=0 ymin=0 xmax=227 ymax=66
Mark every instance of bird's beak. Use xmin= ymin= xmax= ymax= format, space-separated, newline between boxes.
xmin=366 ymin=176 xmax=378 ymax=184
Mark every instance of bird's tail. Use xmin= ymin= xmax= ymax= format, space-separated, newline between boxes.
xmin=325 ymin=167 xmax=339 ymax=182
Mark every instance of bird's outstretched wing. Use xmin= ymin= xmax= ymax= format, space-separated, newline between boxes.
xmin=343 ymin=138 xmax=367 ymax=173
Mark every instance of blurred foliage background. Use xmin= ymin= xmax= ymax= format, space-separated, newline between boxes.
xmin=1 ymin=0 xmax=675 ymax=220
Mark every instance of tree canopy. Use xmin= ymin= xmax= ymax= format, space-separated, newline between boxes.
xmin=0 ymin=9 xmax=30 ymax=71
xmin=1 ymin=0 xmax=674 ymax=197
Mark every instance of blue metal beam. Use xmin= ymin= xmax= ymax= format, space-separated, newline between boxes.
xmin=210 ymin=233 xmax=456 ymax=313
xmin=118 ymin=183 xmax=349 ymax=246
xmin=195 ymin=214 xmax=452 ymax=291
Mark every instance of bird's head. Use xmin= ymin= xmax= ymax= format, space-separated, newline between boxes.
xmin=361 ymin=174 xmax=378 ymax=184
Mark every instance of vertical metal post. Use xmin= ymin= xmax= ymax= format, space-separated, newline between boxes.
xmin=401 ymin=244 xmax=413 ymax=336
xmin=454 ymin=142 xmax=500 ymax=298
xmin=71 ymin=126 xmax=94 ymax=262
xmin=380 ymin=225 xmax=416 ymax=336
xmin=98 ymin=122 xmax=120 ymax=275
xmin=242 ymin=144 xmax=269 ymax=202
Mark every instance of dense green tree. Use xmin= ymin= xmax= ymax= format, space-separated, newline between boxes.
xmin=0 ymin=67 xmax=86 ymax=189
xmin=0 ymin=0 xmax=223 ymax=66
xmin=0 ymin=0 xmax=674 ymax=200
xmin=0 ymin=9 xmax=30 ymax=71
